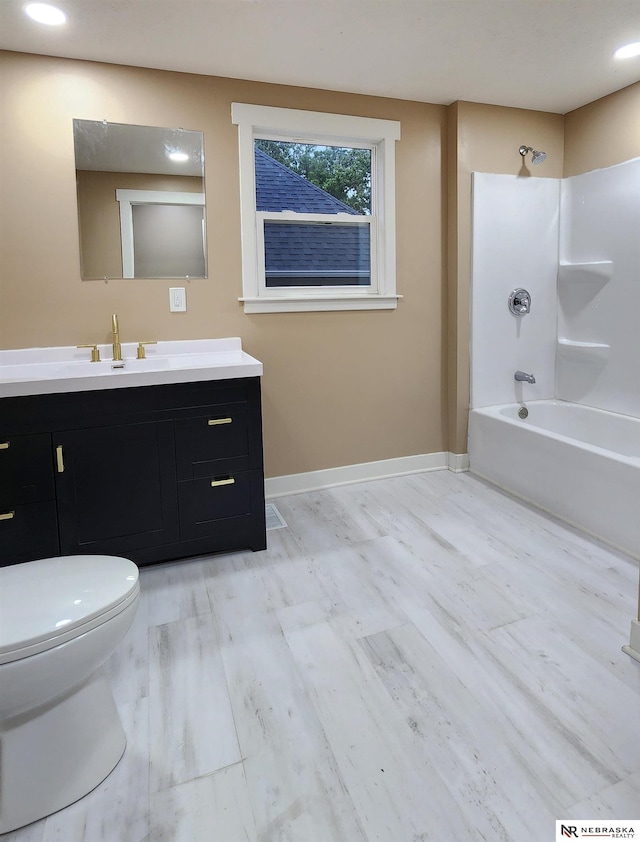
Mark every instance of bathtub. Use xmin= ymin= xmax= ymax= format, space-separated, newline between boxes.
xmin=468 ymin=400 xmax=640 ymax=560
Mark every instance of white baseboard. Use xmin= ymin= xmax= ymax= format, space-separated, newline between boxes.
xmin=622 ymin=619 xmax=640 ymax=664
xmin=265 ymin=452 xmax=468 ymax=499
xmin=448 ymin=452 xmax=470 ymax=472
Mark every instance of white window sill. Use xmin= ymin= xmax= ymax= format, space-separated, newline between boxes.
xmin=239 ymin=295 xmax=402 ymax=314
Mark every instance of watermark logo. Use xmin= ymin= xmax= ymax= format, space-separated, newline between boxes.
xmin=556 ymin=820 xmax=639 ymax=840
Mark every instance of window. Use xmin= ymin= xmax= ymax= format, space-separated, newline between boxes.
xmin=231 ymin=103 xmax=401 ymax=313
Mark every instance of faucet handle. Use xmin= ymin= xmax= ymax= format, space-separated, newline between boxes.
xmin=77 ymin=344 xmax=101 ymax=362
xmin=136 ymin=340 xmax=157 ymax=360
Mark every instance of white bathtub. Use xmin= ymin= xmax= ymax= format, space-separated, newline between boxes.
xmin=468 ymin=400 xmax=640 ymax=560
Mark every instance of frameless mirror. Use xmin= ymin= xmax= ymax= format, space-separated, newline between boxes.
xmin=73 ymin=119 xmax=207 ymax=279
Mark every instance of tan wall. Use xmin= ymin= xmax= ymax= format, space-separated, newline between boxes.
xmin=447 ymin=102 xmax=565 ymax=453
xmin=77 ymin=171 xmax=203 ymax=278
xmin=3 ymin=51 xmax=637 ymax=477
xmin=0 ymin=51 xmax=447 ymax=479
xmin=564 ymin=81 xmax=640 ymax=176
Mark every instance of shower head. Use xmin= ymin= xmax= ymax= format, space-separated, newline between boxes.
xmin=519 ymin=145 xmax=547 ymax=165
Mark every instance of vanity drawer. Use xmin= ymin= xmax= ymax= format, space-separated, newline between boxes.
xmin=0 ymin=433 xmax=55 ymax=507
xmin=175 ymin=406 xmax=251 ymax=480
xmin=0 ymin=500 xmax=59 ymax=566
xmin=178 ymin=470 xmax=263 ymax=540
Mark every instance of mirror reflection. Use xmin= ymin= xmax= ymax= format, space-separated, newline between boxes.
xmin=73 ymin=120 xmax=207 ymax=280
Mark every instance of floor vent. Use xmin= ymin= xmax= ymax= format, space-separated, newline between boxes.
xmin=265 ymin=502 xmax=288 ymax=531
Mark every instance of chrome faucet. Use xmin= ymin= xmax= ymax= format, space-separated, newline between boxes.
xmin=111 ymin=313 xmax=122 ymax=361
xmin=514 ymin=370 xmax=535 ymax=384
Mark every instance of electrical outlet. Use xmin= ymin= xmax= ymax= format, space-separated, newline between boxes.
xmin=169 ymin=287 xmax=187 ymax=312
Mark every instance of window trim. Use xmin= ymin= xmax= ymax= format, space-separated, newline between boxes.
xmin=231 ymin=103 xmax=401 ymax=313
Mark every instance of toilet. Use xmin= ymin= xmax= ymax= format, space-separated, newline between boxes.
xmin=0 ymin=554 xmax=140 ymax=834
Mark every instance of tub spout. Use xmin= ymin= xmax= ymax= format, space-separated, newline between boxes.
xmin=515 ymin=370 xmax=536 ymax=384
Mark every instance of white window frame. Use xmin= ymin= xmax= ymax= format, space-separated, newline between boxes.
xmin=231 ymin=103 xmax=401 ymax=313
xmin=115 ymin=189 xmax=206 ymax=279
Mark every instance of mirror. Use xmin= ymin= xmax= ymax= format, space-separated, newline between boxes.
xmin=73 ymin=119 xmax=206 ymax=280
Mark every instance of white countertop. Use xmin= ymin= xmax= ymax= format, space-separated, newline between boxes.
xmin=0 ymin=338 xmax=263 ymax=398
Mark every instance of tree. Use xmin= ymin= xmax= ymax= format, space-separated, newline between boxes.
xmin=255 ymin=139 xmax=371 ymax=214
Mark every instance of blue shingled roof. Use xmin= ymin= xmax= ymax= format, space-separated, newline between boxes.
xmin=263 ymin=221 xmax=370 ymax=286
xmin=255 ymin=147 xmax=370 ymax=286
xmin=255 ymin=147 xmax=359 ymax=214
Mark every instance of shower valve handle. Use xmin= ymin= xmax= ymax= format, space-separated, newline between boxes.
xmin=509 ymin=288 xmax=531 ymax=315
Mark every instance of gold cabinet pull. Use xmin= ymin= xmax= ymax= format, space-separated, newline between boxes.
xmin=210 ymin=477 xmax=235 ymax=488
xmin=208 ymin=417 xmax=232 ymax=426
xmin=0 ymin=441 xmax=9 ymax=450
xmin=56 ymin=445 xmax=65 ymax=473
xmin=0 ymin=511 xmax=15 ymax=521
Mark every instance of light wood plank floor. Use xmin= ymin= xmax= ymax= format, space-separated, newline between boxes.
xmin=5 ymin=471 xmax=640 ymax=841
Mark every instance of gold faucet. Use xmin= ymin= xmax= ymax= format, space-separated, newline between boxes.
xmin=111 ymin=313 xmax=122 ymax=361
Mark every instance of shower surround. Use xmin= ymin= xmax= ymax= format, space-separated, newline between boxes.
xmin=468 ymin=158 xmax=640 ymax=656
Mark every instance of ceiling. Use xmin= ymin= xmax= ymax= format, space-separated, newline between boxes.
xmin=1 ymin=0 xmax=640 ymax=114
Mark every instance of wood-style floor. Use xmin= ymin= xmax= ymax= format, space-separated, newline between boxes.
xmin=5 ymin=470 xmax=640 ymax=841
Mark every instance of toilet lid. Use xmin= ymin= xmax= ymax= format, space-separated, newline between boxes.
xmin=0 ymin=555 xmax=139 ymax=660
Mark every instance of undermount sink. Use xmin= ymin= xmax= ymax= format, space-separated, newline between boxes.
xmin=0 ymin=338 xmax=263 ymax=398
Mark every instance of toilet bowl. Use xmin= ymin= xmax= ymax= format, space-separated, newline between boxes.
xmin=0 ymin=554 xmax=140 ymax=834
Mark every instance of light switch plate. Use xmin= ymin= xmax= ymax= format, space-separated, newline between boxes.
xmin=169 ymin=287 xmax=187 ymax=312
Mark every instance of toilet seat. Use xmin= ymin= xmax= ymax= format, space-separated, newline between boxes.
xmin=0 ymin=555 xmax=139 ymax=665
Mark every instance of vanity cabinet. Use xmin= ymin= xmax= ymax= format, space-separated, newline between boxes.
xmin=0 ymin=377 xmax=266 ymax=567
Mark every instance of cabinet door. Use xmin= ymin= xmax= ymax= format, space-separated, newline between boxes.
xmin=0 ymin=501 xmax=59 ymax=566
xmin=54 ymin=420 xmax=179 ymax=556
xmin=0 ymin=432 xmax=59 ymax=565
xmin=0 ymin=433 xmax=55 ymax=507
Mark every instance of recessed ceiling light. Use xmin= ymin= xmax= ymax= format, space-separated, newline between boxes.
xmin=24 ymin=3 xmax=67 ymax=25
xmin=168 ymin=151 xmax=189 ymax=162
xmin=614 ymin=41 xmax=640 ymax=60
